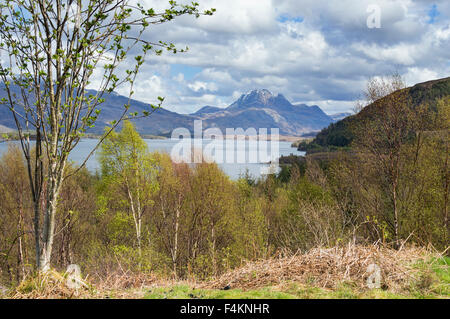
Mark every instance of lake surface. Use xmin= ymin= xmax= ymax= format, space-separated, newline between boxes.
xmin=0 ymin=139 xmax=304 ymax=180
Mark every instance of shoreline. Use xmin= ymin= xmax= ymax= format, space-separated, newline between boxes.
xmin=1 ymin=134 xmax=306 ymax=143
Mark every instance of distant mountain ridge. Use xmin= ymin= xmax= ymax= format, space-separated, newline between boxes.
xmin=329 ymin=112 xmax=352 ymax=122
xmin=0 ymin=124 xmax=14 ymax=133
xmin=191 ymin=106 xmax=222 ymax=115
xmin=0 ymin=87 xmax=334 ymax=136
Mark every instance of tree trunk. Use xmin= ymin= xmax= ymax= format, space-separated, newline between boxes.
xmin=393 ymin=181 xmax=400 ymax=250
xmin=172 ymin=208 xmax=180 ymax=278
xmin=133 ymin=213 xmax=142 ymax=259
xmin=443 ymin=142 xmax=449 ymax=244
xmin=211 ymin=222 xmax=217 ymax=275
xmin=38 ymin=187 xmax=59 ymax=271
xmin=127 ymin=183 xmax=142 ymax=258
xmin=17 ymin=207 xmax=25 ymax=281
xmin=136 ymin=221 xmax=142 ymax=257
xmin=38 ymin=160 xmax=65 ymax=272
xmin=33 ymin=200 xmax=42 ymax=270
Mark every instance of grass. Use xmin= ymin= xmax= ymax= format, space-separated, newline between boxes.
xmin=145 ymin=285 xmax=296 ymax=299
xmin=406 ymin=256 xmax=450 ymax=298
xmin=142 ymin=284 xmax=432 ymax=299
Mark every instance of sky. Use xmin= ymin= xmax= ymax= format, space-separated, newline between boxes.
xmin=111 ymin=0 xmax=450 ymax=115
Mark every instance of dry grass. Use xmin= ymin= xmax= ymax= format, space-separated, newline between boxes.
xmin=201 ymin=243 xmax=434 ymax=292
xmin=4 ymin=243 xmax=445 ymax=298
xmin=89 ymin=272 xmax=195 ymax=298
xmin=5 ymin=268 xmax=196 ymax=299
xmin=92 ymin=270 xmax=159 ymax=292
xmin=10 ymin=270 xmax=92 ymax=299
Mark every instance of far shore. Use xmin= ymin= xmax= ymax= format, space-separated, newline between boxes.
xmin=1 ymin=133 xmax=307 ymax=143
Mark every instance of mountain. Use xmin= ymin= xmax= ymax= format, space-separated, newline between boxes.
xmin=192 ymin=89 xmax=333 ymax=135
xmin=0 ymin=86 xmax=194 ymax=136
xmin=0 ymin=124 xmax=14 ymax=133
xmin=329 ymin=112 xmax=352 ymax=122
xmin=0 ymin=87 xmax=334 ymax=136
xmin=300 ymin=77 xmax=450 ymax=153
xmin=191 ymin=106 xmax=222 ymax=116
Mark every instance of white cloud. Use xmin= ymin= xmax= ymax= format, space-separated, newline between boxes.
xmin=187 ymin=0 xmax=277 ymax=34
xmin=404 ymin=67 xmax=441 ymax=86
xmin=116 ymin=74 xmax=166 ymax=103
xmin=87 ymin=0 xmax=450 ymax=114
xmin=188 ymin=81 xmax=218 ymax=93
xmin=353 ymin=43 xmax=416 ymax=65
xmin=303 ymin=100 xmax=356 ymax=114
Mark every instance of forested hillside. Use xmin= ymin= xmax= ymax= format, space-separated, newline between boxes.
xmin=299 ymin=77 xmax=450 ymax=153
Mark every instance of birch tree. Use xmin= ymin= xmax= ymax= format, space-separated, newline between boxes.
xmin=0 ymin=0 xmax=214 ymax=271
xmin=353 ymin=75 xmax=419 ymax=249
xmin=152 ymin=152 xmax=191 ymax=278
xmin=98 ymin=121 xmax=158 ymax=258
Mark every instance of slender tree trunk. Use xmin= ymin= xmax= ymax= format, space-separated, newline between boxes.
xmin=39 ymin=185 xmax=59 ymax=271
xmin=172 ymin=208 xmax=180 ymax=278
xmin=17 ymin=207 xmax=25 ymax=281
xmin=127 ymin=183 xmax=142 ymax=258
xmin=211 ymin=222 xmax=217 ymax=275
xmin=33 ymin=200 xmax=41 ymax=270
xmin=133 ymin=213 xmax=142 ymax=258
xmin=443 ymin=142 xmax=449 ymax=244
xmin=392 ymin=178 xmax=400 ymax=250
xmin=137 ymin=195 xmax=142 ymax=258
xmin=390 ymin=153 xmax=401 ymax=250
xmin=137 ymin=217 xmax=142 ymax=258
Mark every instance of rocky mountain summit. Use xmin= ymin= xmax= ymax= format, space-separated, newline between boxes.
xmin=189 ymin=89 xmax=333 ymax=136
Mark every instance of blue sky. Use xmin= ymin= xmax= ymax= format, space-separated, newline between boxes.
xmin=428 ymin=4 xmax=440 ymax=24
xmin=109 ymin=0 xmax=450 ymax=115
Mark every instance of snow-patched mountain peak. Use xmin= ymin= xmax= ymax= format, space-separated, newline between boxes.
xmin=228 ymin=89 xmax=294 ymax=111
xmin=241 ymin=89 xmax=274 ymax=105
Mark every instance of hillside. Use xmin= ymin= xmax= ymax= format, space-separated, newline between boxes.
xmin=299 ymin=77 xmax=450 ymax=153
xmin=0 ymin=87 xmax=333 ymax=136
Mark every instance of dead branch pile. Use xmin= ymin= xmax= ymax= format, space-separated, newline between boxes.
xmin=203 ymin=244 xmax=432 ymax=291
xmin=93 ymin=270 xmax=160 ymax=292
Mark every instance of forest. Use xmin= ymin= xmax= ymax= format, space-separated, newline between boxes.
xmin=0 ymin=77 xmax=448 ymax=298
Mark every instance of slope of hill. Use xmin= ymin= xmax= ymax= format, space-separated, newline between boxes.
xmin=0 ymin=87 xmax=334 ymax=136
xmin=300 ymin=77 xmax=450 ymax=153
xmin=191 ymin=105 xmax=222 ymax=115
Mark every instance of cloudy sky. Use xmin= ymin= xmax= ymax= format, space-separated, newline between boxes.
xmin=112 ymin=0 xmax=450 ymax=115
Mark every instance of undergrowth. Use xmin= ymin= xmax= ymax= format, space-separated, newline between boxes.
xmin=1 ymin=245 xmax=448 ymax=299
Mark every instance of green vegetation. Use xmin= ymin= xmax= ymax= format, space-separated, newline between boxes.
xmin=0 ymin=0 xmax=215 ymax=272
xmin=0 ymin=76 xmax=448 ymax=299
xmin=145 ymin=285 xmax=297 ymax=299
xmin=409 ymin=257 xmax=450 ymax=297
xmin=142 ymin=284 xmax=440 ymax=299
xmin=302 ymin=76 xmax=450 ymax=153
